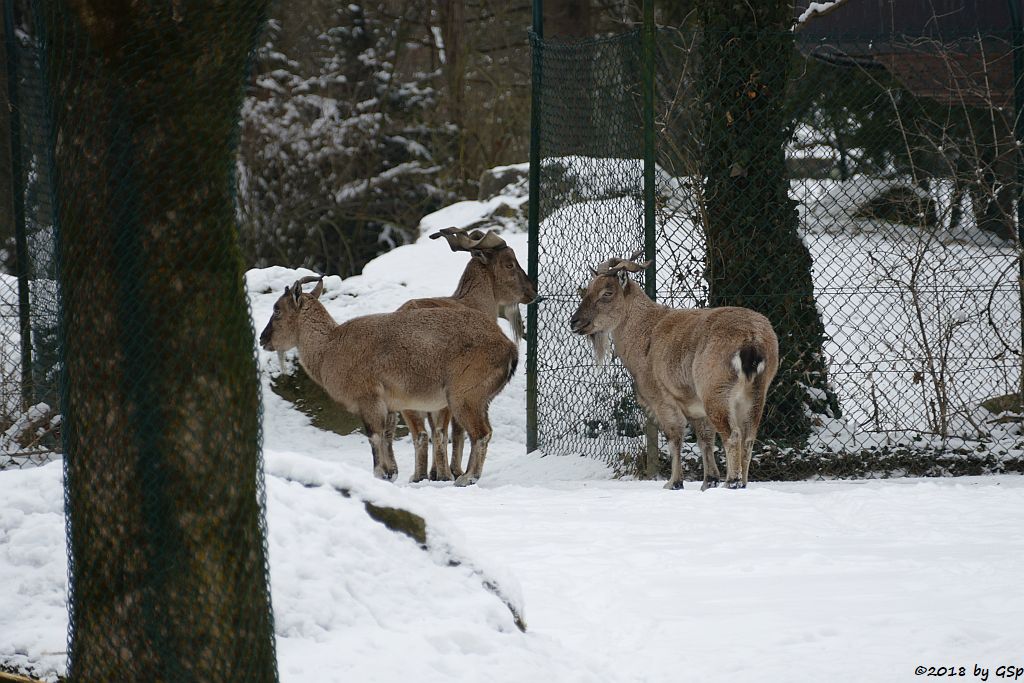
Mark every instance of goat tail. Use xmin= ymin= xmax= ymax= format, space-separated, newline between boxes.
xmin=732 ymin=345 xmax=766 ymax=382
xmin=506 ymin=352 xmax=519 ymax=383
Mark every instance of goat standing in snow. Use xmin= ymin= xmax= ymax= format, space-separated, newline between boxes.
xmin=395 ymin=227 xmax=536 ymax=482
xmin=260 ymin=276 xmax=517 ymax=485
xmin=569 ymin=254 xmax=779 ymax=490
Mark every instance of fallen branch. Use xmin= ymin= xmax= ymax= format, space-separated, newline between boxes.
xmin=0 ymin=671 xmax=49 ymax=683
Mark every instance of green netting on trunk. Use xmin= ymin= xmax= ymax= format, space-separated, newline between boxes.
xmin=5 ymin=1 xmax=280 ymax=680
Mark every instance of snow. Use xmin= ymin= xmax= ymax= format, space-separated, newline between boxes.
xmin=4 ymin=461 xmax=1024 ymax=682
xmin=796 ymin=0 xmax=848 ymax=25
xmin=2 ymin=175 xmax=1024 ymax=683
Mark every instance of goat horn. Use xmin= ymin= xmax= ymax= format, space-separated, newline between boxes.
xmin=291 ymin=275 xmax=323 ymax=292
xmin=609 ymin=259 xmax=652 ymax=274
xmin=591 ymin=258 xmax=622 ymax=276
xmin=429 ymin=226 xmax=507 ymax=252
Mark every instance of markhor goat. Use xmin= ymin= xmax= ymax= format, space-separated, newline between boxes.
xmin=570 ymin=254 xmax=779 ymax=490
xmin=396 ymin=227 xmax=536 ymax=482
xmin=261 ymin=276 xmax=517 ymax=486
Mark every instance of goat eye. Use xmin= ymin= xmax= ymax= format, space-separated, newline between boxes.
xmin=602 ymin=290 xmax=613 ymax=298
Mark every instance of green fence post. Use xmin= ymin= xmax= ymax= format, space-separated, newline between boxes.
xmin=526 ymin=0 xmax=543 ymax=453
xmin=1010 ymin=0 xmax=1024 ymax=402
xmin=642 ymin=0 xmax=659 ymax=478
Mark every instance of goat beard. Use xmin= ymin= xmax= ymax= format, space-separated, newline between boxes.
xmin=589 ymin=332 xmax=610 ymax=365
xmin=501 ymin=304 xmax=524 ymax=344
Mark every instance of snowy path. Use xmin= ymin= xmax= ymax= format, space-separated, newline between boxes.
xmin=410 ymin=476 xmax=1024 ymax=683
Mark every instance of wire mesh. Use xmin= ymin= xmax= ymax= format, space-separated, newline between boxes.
xmin=531 ymin=30 xmax=653 ymax=463
xmin=0 ymin=6 xmax=59 ymax=471
xmin=530 ymin=25 xmax=1024 ymax=479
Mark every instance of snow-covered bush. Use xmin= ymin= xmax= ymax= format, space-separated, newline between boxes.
xmin=236 ymin=5 xmax=453 ymax=276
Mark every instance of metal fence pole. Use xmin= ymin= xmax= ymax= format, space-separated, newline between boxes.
xmin=1011 ymin=0 xmax=1024 ymax=402
xmin=4 ymin=0 xmax=31 ymax=410
xmin=642 ymin=0 xmax=659 ymax=478
xmin=526 ymin=0 xmax=543 ymax=453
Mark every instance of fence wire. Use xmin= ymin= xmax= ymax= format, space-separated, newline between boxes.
xmin=529 ymin=26 xmax=1024 ymax=479
xmin=1 ymin=6 xmax=59 ymax=471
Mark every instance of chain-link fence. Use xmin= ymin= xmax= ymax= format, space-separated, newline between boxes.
xmin=528 ymin=22 xmax=1024 ymax=479
xmin=1 ymin=1 xmax=59 ymax=471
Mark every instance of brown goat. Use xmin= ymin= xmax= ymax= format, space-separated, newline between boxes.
xmin=395 ymin=227 xmax=535 ymax=482
xmin=260 ymin=276 xmax=517 ymax=485
xmin=570 ymin=255 xmax=779 ymax=490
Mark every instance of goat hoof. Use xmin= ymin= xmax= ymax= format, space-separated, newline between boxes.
xmin=434 ymin=471 xmax=454 ymax=482
xmin=663 ymin=480 xmax=685 ymax=490
xmin=725 ymin=479 xmax=744 ymax=489
xmin=409 ymin=473 xmax=427 ymax=483
xmin=454 ymin=474 xmax=478 ymax=487
xmin=428 ymin=468 xmax=437 ymax=481
xmin=700 ymin=478 xmax=720 ymax=491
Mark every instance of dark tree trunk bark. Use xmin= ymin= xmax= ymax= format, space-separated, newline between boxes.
xmin=698 ymin=0 xmax=840 ymax=444
xmin=44 ymin=1 xmax=278 ymax=680
xmin=0 ymin=4 xmax=13 ymax=271
xmin=439 ymin=0 xmax=472 ymax=189
xmin=545 ymin=0 xmax=592 ymax=39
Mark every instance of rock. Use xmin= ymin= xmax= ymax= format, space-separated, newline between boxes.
xmin=853 ymin=184 xmax=938 ymax=228
xmin=478 ymin=164 xmax=528 ymax=200
xmin=364 ymin=502 xmax=428 ymax=545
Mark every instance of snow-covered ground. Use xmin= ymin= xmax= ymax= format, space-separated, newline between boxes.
xmin=3 ymin=190 xmax=1024 ymax=681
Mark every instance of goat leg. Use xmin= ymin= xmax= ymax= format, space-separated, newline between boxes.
xmin=365 ymin=407 xmax=398 ymax=482
xmin=692 ymin=417 xmax=721 ymax=491
xmin=654 ymin=409 xmax=685 ymax=490
xmin=449 ymin=421 xmax=466 ymax=479
xmin=724 ymin=429 xmax=744 ymax=489
xmin=663 ymin=435 xmax=685 ymax=490
xmin=740 ymin=437 xmax=755 ymax=488
xmin=455 ymin=432 xmax=490 ymax=487
xmin=365 ymin=426 xmax=390 ymax=481
xmin=429 ymin=409 xmax=453 ymax=481
xmin=403 ymin=411 xmax=429 ymax=483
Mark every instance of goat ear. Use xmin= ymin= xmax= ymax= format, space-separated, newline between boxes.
xmin=471 ymin=249 xmax=490 ymax=265
xmin=310 ymin=278 xmax=324 ymax=299
xmin=291 ymin=286 xmax=301 ymax=304
xmin=577 ymin=286 xmax=586 ymax=298
xmin=617 ymin=270 xmax=629 ymax=287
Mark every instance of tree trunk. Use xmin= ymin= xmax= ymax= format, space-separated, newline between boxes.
xmin=439 ymin=0 xmax=469 ymax=186
xmin=43 ymin=2 xmax=278 ymax=680
xmin=0 ymin=3 xmax=13 ymax=272
xmin=698 ymin=0 xmax=840 ymax=444
xmin=545 ymin=0 xmax=592 ymax=39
